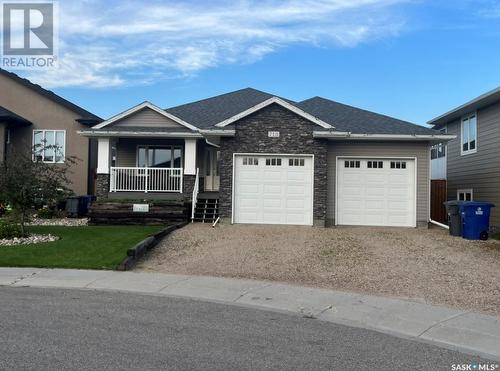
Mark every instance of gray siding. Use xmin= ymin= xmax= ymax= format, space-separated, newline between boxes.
xmin=113 ymin=107 xmax=185 ymax=128
xmin=446 ymin=102 xmax=500 ymax=226
xmin=327 ymin=141 xmax=430 ymax=226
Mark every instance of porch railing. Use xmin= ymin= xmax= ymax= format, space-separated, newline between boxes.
xmin=110 ymin=167 xmax=183 ymax=193
xmin=191 ymin=168 xmax=200 ymax=221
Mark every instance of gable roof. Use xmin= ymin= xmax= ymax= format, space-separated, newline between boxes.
xmin=165 ymin=88 xmax=275 ymax=129
xmin=92 ymin=101 xmax=198 ymax=131
xmin=0 ymin=69 xmax=102 ymax=125
xmin=0 ymin=106 xmax=32 ymax=126
xmin=427 ymin=86 xmax=500 ymax=127
xmin=297 ymin=96 xmax=439 ymax=135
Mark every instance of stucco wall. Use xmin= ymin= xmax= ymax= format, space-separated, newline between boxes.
xmin=0 ymin=73 xmax=93 ymax=195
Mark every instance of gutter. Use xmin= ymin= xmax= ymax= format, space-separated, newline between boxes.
xmin=78 ymin=130 xmax=203 ymax=138
xmin=313 ymin=131 xmax=456 ymax=142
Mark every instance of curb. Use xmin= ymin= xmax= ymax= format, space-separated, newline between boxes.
xmin=116 ymin=221 xmax=188 ymax=271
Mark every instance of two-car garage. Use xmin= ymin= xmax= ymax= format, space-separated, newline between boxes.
xmin=231 ymin=153 xmax=417 ymax=227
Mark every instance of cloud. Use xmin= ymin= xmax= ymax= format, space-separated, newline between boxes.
xmin=25 ymin=0 xmax=410 ymax=88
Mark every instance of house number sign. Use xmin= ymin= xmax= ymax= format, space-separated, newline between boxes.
xmin=268 ymin=131 xmax=280 ymax=138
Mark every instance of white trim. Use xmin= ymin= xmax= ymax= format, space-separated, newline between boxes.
xmin=199 ymin=129 xmax=235 ymax=136
xmin=460 ymin=112 xmax=477 ymax=156
xmin=78 ymin=130 xmax=203 ymax=138
xmin=427 ymin=86 xmax=500 ymax=125
xmin=92 ymin=101 xmax=199 ymax=131
xmin=6 ymin=129 xmax=10 ymax=144
xmin=231 ymin=153 xmax=315 ymax=226
xmin=97 ymin=137 xmax=110 ymax=174
xmin=313 ymin=131 xmax=456 ymax=142
xmin=215 ymin=97 xmax=333 ymax=129
xmin=457 ymin=188 xmax=473 ymax=201
xmin=335 ymin=156 xmax=418 ymax=228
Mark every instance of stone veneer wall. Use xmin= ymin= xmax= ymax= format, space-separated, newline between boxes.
xmin=95 ymin=174 xmax=109 ymax=199
xmin=219 ymin=103 xmax=328 ymax=226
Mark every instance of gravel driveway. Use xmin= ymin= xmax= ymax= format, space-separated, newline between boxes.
xmin=137 ymin=224 xmax=500 ymax=315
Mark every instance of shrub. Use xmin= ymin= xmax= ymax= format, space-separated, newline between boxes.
xmin=37 ymin=207 xmax=55 ymax=219
xmin=0 ymin=220 xmax=25 ymax=239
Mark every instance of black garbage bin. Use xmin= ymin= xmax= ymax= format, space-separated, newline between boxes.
xmin=443 ymin=200 xmax=464 ymax=237
xmin=65 ymin=195 xmax=96 ymax=218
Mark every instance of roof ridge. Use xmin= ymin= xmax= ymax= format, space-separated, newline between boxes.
xmin=305 ymin=96 xmax=424 ymax=127
xmin=165 ymin=87 xmax=273 ymax=111
xmin=0 ymin=68 xmax=101 ymax=122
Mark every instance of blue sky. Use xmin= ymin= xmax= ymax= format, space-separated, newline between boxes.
xmin=17 ymin=0 xmax=500 ymax=125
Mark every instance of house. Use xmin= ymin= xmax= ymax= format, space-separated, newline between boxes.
xmin=428 ymin=87 xmax=500 ymax=227
xmin=0 ymin=69 xmax=102 ymax=195
xmin=79 ymin=88 xmax=453 ymax=227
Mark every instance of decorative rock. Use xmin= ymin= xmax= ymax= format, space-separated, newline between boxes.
xmin=0 ymin=234 xmax=59 ymax=246
xmin=28 ymin=218 xmax=88 ymax=227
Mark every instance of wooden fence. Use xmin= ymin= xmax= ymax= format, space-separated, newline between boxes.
xmin=431 ymin=180 xmax=447 ymax=224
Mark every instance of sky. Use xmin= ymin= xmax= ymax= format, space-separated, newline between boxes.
xmin=15 ymin=0 xmax=500 ymax=125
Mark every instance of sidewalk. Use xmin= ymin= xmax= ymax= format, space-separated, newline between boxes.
xmin=1 ymin=267 xmax=499 ymax=361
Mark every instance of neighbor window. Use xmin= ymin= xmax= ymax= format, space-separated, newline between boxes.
xmin=33 ymin=130 xmax=65 ymax=163
xmin=461 ymin=113 xmax=477 ymax=154
xmin=431 ymin=143 xmax=446 ymax=159
xmin=457 ymin=189 xmax=473 ymax=201
xmin=137 ymin=146 xmax=182 ymax=168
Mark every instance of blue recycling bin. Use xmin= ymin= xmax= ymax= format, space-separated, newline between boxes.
xmin=459 ymin=202 xmax=495 ymax=240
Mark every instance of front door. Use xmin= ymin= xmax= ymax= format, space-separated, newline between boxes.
xmin=205 ymin=148 xmax=220 ymax=191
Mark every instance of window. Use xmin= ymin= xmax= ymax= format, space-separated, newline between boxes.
xmin=344 ymin=160 xmax=360 ymax=168
xmin=367 ymin=160 xmax=383 ymax=169
xmin=137 ymin=146 xmax=182 ymax=168
xmin=242 ymin=157 xmax=259 ymax=166
xmin=390 ymin=161 xmax=407 ymax=169
xmin=33 ymin=130 xmax=65 ymax=163
xmin=431 ymin=143 xmax=446 ymax=159
xmin=289 ymin=158 xmax=305 ymax=166
xmin=457 ymin=189 xmax=473 ymax=201
xmin=265 ymin=158 xmax=282 ymax=166
xmin=461 ymin=113 xmax=477 ymax=154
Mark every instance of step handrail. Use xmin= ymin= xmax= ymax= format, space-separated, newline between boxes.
xmin=191 ymin=168 xmax=200 ymax=222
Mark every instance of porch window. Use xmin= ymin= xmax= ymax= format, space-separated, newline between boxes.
xmin=137 ymin=146 xmax=182 ymax=168
xmin=33 ymin=130 xmax=65 ymax=163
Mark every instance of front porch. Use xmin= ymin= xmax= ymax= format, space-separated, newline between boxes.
xmin=95 ymin=137 xmax=220 ymax=199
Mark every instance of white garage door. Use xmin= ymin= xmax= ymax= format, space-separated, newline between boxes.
xmin=337 ymin=158 xmax=416 ymax=227
xmin=233 ymin=155 xmax=313 ymax=225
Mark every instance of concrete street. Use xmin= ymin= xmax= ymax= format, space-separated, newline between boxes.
xmin=0 ymin=287 xmax=492 ymax=370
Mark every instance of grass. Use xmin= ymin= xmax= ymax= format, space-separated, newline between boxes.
xmin=492 ymin=233 xmax=500 ymax=241
xmin=0 ymin=225 xmax=162 ymax=270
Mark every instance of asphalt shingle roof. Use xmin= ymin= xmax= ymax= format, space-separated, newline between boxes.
xmin=165 ymin=88 xmax=437 ymax=135
xmin=297 ymin=97 xmax=438 ymax=135
xmin=165 ymin=88 xmax=275 ymax=129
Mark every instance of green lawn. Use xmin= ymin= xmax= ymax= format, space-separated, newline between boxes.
xmin=0 ymin=225 xmax=162 ymax=270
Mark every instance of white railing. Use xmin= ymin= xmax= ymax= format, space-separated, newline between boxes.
xmin=110 ymin=167 xmax=183 ymax=193
xmin=191 ymin=168 xmax=200 ymax=221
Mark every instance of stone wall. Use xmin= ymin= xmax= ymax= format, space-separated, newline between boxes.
xmin=219 ymin=103 xmax=328 ymax=225
xmin=96 ymin=174 xmax=109 ymax=199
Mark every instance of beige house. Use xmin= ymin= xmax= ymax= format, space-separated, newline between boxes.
xmin=0 ymin=69 xmax=101 ymax=195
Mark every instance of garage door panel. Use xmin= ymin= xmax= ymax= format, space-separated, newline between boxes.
xmin=337 ymin=158 xmax=415 ymax=227
xmin=234 ymin=155 xmax=313 ymax=226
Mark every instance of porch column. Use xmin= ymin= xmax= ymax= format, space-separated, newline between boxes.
xmin=184 ymin=138 xmax=197 ymax=175
xmin=0 ymin=123 xmax=5 ymax=162
xmin=96 ymin=137 xmax=111 ymax=198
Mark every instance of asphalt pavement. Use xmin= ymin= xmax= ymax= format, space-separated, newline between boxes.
xmin=0 ymin=287 xmax=494 ymax=371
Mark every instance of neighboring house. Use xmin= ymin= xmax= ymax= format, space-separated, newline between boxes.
xmin=428 ymin=87 xmax=500 ymax=227
xmin=430 ymin=131 xmax=447 ymax=180
xmin=0 ymin=69 xmax=102 ymax=195
xmin=79 ymin=88 xmax=453 ymax=227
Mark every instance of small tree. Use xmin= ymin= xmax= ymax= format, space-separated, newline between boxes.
xmin=0 ymin=144 xmax=77 ymax=235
